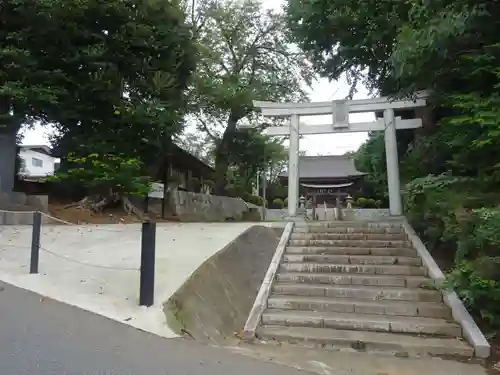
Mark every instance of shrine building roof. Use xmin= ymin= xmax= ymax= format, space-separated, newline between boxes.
xmin=279 ymin=155 xmax=366 ymax=179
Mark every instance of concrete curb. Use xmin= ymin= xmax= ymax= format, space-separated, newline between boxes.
xmin=402 ymin=218 xmax=491 ymax=358
xmin=243 ymin=221 xmax=295 ymax=340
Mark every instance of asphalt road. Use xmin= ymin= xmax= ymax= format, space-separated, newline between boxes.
xmin=0 ymin=281 xmax=308 ymax=375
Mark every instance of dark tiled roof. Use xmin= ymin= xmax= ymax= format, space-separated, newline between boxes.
xmin=280 ymin=155 xmax=366 ymax=179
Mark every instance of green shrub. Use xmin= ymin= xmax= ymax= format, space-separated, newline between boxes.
xmin=272 ymin=198 xmax=284 ymax=208
xmin=446 ymin=259 xmax=500 ymax=329
xmin=246 ymin=195 xmax=264 ymax=206
xmin=356 ymin=197 xmax=379 ymax=208
xmin=204 ymin=179 xmax=214 ymax=188
xmin=284 ymin=197 xmax=288 ymax=207
xmin=356 ymin=197 xmax=368 ymax=207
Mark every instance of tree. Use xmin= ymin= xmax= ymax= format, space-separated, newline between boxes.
xmin=1 ymin=0 xmax=70 ymax=134
xmin=186 ymin=0 xmax=312 ymax=194
xmin=175 ymin=130 xmax=215 ymax=164
xmin=225 ymin=129 xmax=287 ymax=190
xmin=29 ymin=0 xmax=197 ymax=209
xmin=285 ymin=0 xmax=411 ymax=95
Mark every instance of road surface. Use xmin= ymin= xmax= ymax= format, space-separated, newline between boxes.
xmin=0 ymin=281 xmax=308 ymax=375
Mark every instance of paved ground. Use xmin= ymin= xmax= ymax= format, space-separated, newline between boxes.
xmin=0 ymin=222 xmax=281 ymax=338
xmin=229 ymin=342 xmax=489 ymax=375
xmin=0 ymin=281 xmax=309 ymax=375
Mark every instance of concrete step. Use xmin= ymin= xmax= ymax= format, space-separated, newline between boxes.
xmin=290 ymin=233 xmax=407 ymax=241
xmin=272 ymin=283 xmax=442 ymax=302
xmin=276 ymin=272 xmax=430 ymax=288
xmin=293 ymin=226 xmax=405 ymax=234
xmin=288 ymin=239 xmax=413 ymax=248
xmin=262 ymin=309 xmax=461 ymax=336
xmin=280 ymin=262 xmax=427 ymax=276
xmin=267 ymin=295 xmax=452 ymax=319
xmin=283 ymin=253 xmax=422 ymax=266
xmin=293 ymin=221 xmax=404 ymax=230
xmin=256 ymin=325 xmax=474 ymax=357
xmin=286 ymin=246 xmax=418 ymax=257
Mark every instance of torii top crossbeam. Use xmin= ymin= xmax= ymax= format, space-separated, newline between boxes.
xmin=254 ymin=91 xmax=428 ymax=117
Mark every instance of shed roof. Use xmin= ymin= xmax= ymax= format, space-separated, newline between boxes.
xmin=279 ymin=155 xmax=366 ymax=179
xmin=20 ymin=145 xmax=52 ymax=156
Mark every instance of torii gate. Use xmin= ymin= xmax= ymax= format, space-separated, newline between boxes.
xmin=251 ymin=93 xmax=428 ymax=218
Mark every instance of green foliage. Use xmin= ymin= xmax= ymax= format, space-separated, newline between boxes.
xmin=224 ymin=129 xmax=288 ymax=194
xmin=286 ymin=0 xmax=411 ymax=94
xmin=246 ymin=195 xmax=264 ymax=206
xmin=354 ymin=133 xmax=388 ymax=203
xmin=3 ymin=0 xmax=196 ymax=191
xmin=444 ymin=208 xmax=500 ymax=329
xmin=186 ymin=0 xmax=311 ymax=193
xmin=284 ymin=197 xmax=289 ymax=207
xmin=48 ymin=153 xmax=151 ymax=197
xmin=272 ymin=198 xmax=284 ymax=209
xmin=355 ymin=197 xmax=379 ymax=209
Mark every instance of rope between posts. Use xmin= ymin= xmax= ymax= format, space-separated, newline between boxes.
xmin=39 ymin=212 xmax=141 ymax=232
xmin=0 ymin=243 xmax=139 ymax=271
xmin=39 ymin=247 xmax=139 ymax=271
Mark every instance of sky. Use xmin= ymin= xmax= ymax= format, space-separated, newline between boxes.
xmin=21 ymin=0 xmax=372 ymax=156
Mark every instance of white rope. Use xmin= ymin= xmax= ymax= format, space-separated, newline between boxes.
xmin=40 ymin=246 xmax=139 ymax=271
xmin=42 ymin=212 xmax=141 ymax=232
xmin=0 ymin=243 xmax=139 ymax=271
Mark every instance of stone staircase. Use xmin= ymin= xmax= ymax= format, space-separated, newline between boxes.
xmin=255 ymin=221 xmax=475 ymax=357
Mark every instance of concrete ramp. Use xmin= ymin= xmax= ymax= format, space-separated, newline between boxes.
xmin=164 ymin=225 xmax=283 ymax=344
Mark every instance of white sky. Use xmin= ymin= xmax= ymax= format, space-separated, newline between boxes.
xmin=21 ymin=0 xmax=372 ymax=156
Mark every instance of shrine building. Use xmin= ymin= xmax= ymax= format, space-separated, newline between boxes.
xmin=278 ymin=155 xmax=366 ymax=206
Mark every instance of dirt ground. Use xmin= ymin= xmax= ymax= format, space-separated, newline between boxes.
xmin=47 ymin=202 xmax=171 ymax=224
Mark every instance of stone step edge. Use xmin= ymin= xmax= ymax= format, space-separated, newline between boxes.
xmin=272 ymin=282 xmax=443 ymax=302
xmin=262 ymin=309 xmax=461 ymax=336
xmin=256 ymin=325 xmax=474 ymax=358
xmin=267 ymin=295 xmax=451 ymax=318
xmin=289 ymin=239 xmax=412 ymax=244
xmin=286 ymin=246 xmax=418 ymax=256
xmin=276 ymin=271 xmax=431 ymax=288
xmin=280 ymin=262 xmax=427 ymax=276
xmin=283 ymin=254 xmax=422 ymax=266
xmin=290 ymin=234 xmax=408 ymax=239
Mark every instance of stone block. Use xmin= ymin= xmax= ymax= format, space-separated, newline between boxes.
xmin=374 ymin=265 xmax=427 ymax=276
xmin=277 ymin=273 xmax=352 ymax=285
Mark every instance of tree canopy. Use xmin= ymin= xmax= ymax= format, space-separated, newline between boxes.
xmin=186 ymin=0 xmax=312 ymax=194
xmin=3 ymin=0 xmax=196 ymax=205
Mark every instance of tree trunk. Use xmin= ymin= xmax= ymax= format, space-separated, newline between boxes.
xmin=214 ymin=114 xmax=239 ymax=195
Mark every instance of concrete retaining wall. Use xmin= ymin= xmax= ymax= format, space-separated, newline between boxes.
xmin=140 ymin=191 xmax=252 ymax=222
xmin=170 ymin=191 xmax=249 ymax=221
xmin=0 ymin=192 xmax=51 ymax=225
xmin=163 ymin=225 xmax=283 ymax=344
xmin=342 ymin=208 xmax=391 ymax=221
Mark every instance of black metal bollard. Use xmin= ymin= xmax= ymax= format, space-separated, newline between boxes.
xmin=30 ymin=211 xmax=42 ymax=274
xmin=139 ymin=221 xmax=156 ymax=306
